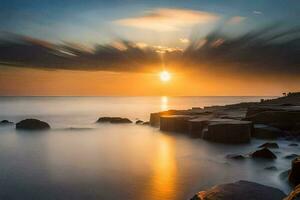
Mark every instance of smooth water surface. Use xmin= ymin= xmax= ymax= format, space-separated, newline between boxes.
xmin=0 ymin=96 xmax=297 ymax=200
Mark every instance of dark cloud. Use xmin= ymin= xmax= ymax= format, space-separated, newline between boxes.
xmin=0 ymin=25 xmax=299 ymax=76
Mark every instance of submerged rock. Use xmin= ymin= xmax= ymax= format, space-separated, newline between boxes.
xmin=265 ymin=166 xmax=278 ymax=170
xmin=16 ymin=119 xmax=50 ymax=130
xmin=289 ymin=157 xmax=300 ymax=186
xmin=96 ymin=117 xmax=132 ymax=124
xmin=285 ymin=154 xmax=299 ymax=159
xmin=135 ymin=120 xmax=144 ymax=124
xmin=258 ymin=142 xmax=279 ymax=149
xmin=251 ymin=148 xmax=277 ymax=159
xmin=289 ymin=143 xmax=299 ymax=147
xmin=0 ymin=120 xmax=14 ymax=125
xmin=253 ymin=124 xmax=282 ymax=139
xmin=142 ymin=121 xmax=150 ymax=125
xmin=190 ymin=180 xmax=285 ymax=200
xmin=204 ymin=119 xmax=252 ymax=143
xmin=226 ymin=154 xmax=245 ymax=160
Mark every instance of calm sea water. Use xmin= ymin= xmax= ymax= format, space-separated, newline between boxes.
xmin=0 ymin=96 xmax=296 ymax=200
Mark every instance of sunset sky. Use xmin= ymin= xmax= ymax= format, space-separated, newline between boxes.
xmin=0 ymin=0 xmax=299 ymax=96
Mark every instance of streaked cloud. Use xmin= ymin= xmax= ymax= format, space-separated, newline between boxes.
xmin=115 ymin=8 xmax=219 ymax=31
xmin=227 ymin=16 xmax=246 ymax=25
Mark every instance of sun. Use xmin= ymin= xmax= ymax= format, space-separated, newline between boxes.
xmin=159 ymin=71 xmax=171 ymax=82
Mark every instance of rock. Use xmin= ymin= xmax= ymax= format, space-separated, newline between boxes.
xmin=251 ymin=148 xmax=277 ymax=159
xmin=16 ymin=119 xmax=50 ymax=130
xmin=142 ymin=121 xmax=150 ymax=125
xmin=190 ymin=180 xmax=286 ymax=200
xmin=96 ymin=117 xmax=132 ymax=124
xmin=0 ymin=120 xmax=14 ymax=125
xmin=265 ymin=166 xmax=278 ymax=170
xmin=285 ymin=154 xmax=299 ymax=159
xmin=226 ymin=154 xmax=245 ymax=160
xmin=188 ymin=115 xmax=213 ymax=137
xmin=204 ymin=119 xmax=252 ymax=143
xmin=149 ymin=110 xmax=190 ymax=127
xmin=135 ymin=120 xmax=144 ymax=124
xmin=289 ymin=157 xmax=300 ymax=186
xmin=289 ymin=143 xmax=299 ymax=147
xmin=258 ymin=142 xmax=279 ymax=149
xmin=160 ymin=115 xmax=192 ymax=132
xmin=253 ymin=124 xmax=282 ymax=139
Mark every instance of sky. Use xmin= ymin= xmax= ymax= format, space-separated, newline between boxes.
xmin=0 ymin=0 xmax=299 ymax=96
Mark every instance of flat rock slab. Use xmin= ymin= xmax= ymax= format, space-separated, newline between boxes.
xmin=190 ymin=180 xmax=286 ymax=200
xmin=160 ymin=115 xmax=193 ymax=132
xmin=204 ymin=119 xmax=252 ymax=143
xmin=16 ymin=119 xmax=50 ymax=130
xmin=253 ymin=124 xmax=282 ymax=139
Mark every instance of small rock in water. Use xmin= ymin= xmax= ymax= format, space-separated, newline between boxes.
xmin=289 ymin=143 xmax=299 ymax=147
xmin=226 ymin=154 xmax=245 ymax=160
xmin=251 ymin=148 xmax=277 ymax=159
xmin=264 ymin=166 xmax=278 ymax=170
xmin=135 ymin=120 xmax=144 ymax=124
xmin=96 ymin=117 xmax=132 ymax=124
xmin=16 ymin=119 xmax=50 ymax=130
xmin=285 ymin=154 xmax=299 ymax=159
xmin=190 ymin=180 xmax=285 ymax=200
xmin=0 ymin=120 xmax=14 ymax=125
xmin=142 ymin=121 xmax=150 ymax=125
xmin=258 ymin=142 xmax=279 ymax=149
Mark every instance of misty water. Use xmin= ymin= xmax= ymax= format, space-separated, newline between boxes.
xmin=0 ymin=96 xmax=297 ymax=200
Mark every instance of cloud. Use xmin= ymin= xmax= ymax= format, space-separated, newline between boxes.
xmin=115 ymin=8 xmax=219 ymax=31
xmin=227 ymin=16 xmax=246 ymax=25
xmin=0 ymin=24 xmax=299 ymax=77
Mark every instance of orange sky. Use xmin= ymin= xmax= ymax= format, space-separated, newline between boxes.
xmin=0 ymin=66 xmax=299 ymax=96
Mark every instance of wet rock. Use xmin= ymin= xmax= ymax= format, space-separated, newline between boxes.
xmin=265 ymin=166 xmax=278 ymax=170
xmin=226 ymin=154 xmax=245 ymax=160
xmin=204 ymin=119 xmax=252 ymax=143
xmin=97 ymin=117 xmax=132 ymax=124
xmin=160 ymin=115 xmax=192 ymax=132
xmin=251 ymin=148 xmax=277 ymax=159
xmin=289 ymin=143 xmax=299 ymax=147
xmin=135 ymin=120 xmax=144 ymax=124
xmin=289 ymin=157 xmax=300 ymax=186
xmin=0 ymin=120 xmax=14 ymax=125
xmin=16 ymin=119 xmax=50 ymax=130
xmin=190 ymin=180 xmax=285 ymax=200
xmin=258 ymin=142 xmax=279 ymax=149
xmin=253 ymin=124 xmax=282 ymax=139
xmin=285 ymin=154 xmax=299 ymax=159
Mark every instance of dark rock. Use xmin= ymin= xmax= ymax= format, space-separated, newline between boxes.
xmin=226 ymin=154 xmax=245 ymax=160
xmin=264 ymin=166 xmax=278 ymax=170
xmin=160 ymin=115 xmax=192 ymax=132
xmin=258 ymin=142 xmax=279 ymax=149
xmin=253 ymin=124 xmax=282 ymax=139
xmin=0 ymin=120 xmax=14 ymax=125
xmin=251 ymin=148 xmax=277 ymax=159
xmin=142 ymin=121 xmax=150 ymax=125
xmin=188 ymin=115 xmax=213 ymax=138
xmin=190 ymin=180 xmax=285 ymax=200
xmin=97 ymin=117 xmax=132 ymax=124
xmin=204 ymin=119 xmax=252 ymax=144
xmin=285 ymin=154 xmax=299 ymax=159
xmin=135 ymin=120 xmax=144 ymax=124
xmin=289 ymin=157 xmax=300 ymax=186
xmin=289 ymin=143 xmax=299 ymax=147
xmin=16 ymin=119 xmax=50 ymax=130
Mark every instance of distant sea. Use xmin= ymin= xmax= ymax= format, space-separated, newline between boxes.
xmin=1 ymin=96 xmax=296 ymax=200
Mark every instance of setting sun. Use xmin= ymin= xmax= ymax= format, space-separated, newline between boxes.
xmin=160 ymin=71 xmax=171 ymax=82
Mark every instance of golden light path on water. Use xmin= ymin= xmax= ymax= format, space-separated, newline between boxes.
xmin=160 ymin=96 xmax=169 ymax=111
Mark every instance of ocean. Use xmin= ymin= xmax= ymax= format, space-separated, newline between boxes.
xmin=0 ymin=96 xmax=295 ymax=200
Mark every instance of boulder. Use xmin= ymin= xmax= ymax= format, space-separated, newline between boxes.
xmin=289 ymin=157 xmax=300 ymax=186
xmin=258 ymin=142 xmax=279 ymax=149
xmin=160 ymin=115 xmax=192 ymax=132
xmin=253 ymin=124 xmax=282 ymax=139
xmin=251 ymin=148 xmax=277 ymax=159
xmin=0 ymin=120 xmax=14 ymax=125
xmin=96 ymin=117 xmax=132 ymax=124
xmin=190 ymin=180 xmax=286 ymax=200
xmin=16 ymin=119 xmax=50 ymax=130
xmin=204 ymin=119 xmax=252 ymax=143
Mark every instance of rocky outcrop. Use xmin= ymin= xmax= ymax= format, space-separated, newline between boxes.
xmin=204 ymin=119 xmax=252 ymax=143
xmin=16 ymin=119 xmax=50 ymax=130
xmin=258 ymin=142 xmax=279 ymax=149
xmin=190 ymin=180 xmax=286 ymax=200
xmin=251 ymin=148 xmax=277 ymax=159
xmin=0 ymin=120 xmax=14 ymax=125
xmin=160 ymin=115 xmax=192 ymax=132
xmin=289 ymin=157 xmax=300 ymax=186
xmin=188 ymin=115 xmax=214 ymax=137
xmin=253 ymin=124 xmax=282 ymax=139
xmin=96 ymin=117 xmax=132 ymax=124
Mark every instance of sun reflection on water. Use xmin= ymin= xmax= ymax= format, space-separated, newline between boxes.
xmin=160 ymin=96 xmax=169 ymax=111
